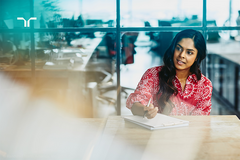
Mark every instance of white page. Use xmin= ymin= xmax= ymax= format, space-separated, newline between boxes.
xmin=122 ymin=114 xmax=189 ymax=130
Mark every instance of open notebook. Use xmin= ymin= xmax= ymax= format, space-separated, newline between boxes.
xmin=123 ymin=114 xmax=189 ymax=130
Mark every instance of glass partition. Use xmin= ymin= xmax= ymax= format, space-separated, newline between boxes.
xmin=0 ymin=0 xmax=31 ymax=29
xmin=121 ymin=0 xmax=203 ymax=27
xmin=207 ymin=30 xmax=240 ymax=112
xmin=0 ymin=32 xmax=31 ymax=69
xmin=34 ymin=0 xmax=116 ymax=28
xmin=1 ymin=0 xmax=240 ymax=117
xmin=32 ymin=31 xmax=115 ymax=113
xmin=207 ymin=0 xmax=240 ymax=27
xmin=33 ymin=31 xmax=106 ymax=69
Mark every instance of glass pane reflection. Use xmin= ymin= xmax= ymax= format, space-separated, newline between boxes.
xmin=207 ymin=0 xmax=240 ymax=27
xmin=0 ymin=0 xmax=31 ymax=29
xmin=32 ymin=31 xmax=106 ymax=70
xmin=207 ymin=30 xmax=240 ymax=111
xmin=121 ymin=0 xmax=203 ymax=27
xmin=0 ymin=32 xmax=31 ymax=69
xmin=34 ymin=0 xmax=116 ymax=28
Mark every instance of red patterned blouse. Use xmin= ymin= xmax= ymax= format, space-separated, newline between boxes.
xmin=126 ymin=66 xmax=213 ymax=115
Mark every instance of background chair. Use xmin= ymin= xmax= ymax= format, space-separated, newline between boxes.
xmin=0 ymin=40 xmax=19 ymax=65
xmin=150 ymin=21 xmax=173 ymax=58
xmin=85 ymin=32 xmax=136 ymax=107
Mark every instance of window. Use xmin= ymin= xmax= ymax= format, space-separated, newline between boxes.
xmin=1 ymin=0 xmax=240 ymax=116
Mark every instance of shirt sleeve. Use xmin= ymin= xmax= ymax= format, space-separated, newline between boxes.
xmin=126 ymin=68 xmax=154 ymax=109
xmin=191 ymin=80 xmax=213 ymax=115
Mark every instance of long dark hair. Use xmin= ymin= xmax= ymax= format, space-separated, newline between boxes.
xmin=157 ymin=29 xmax=206 ymax=111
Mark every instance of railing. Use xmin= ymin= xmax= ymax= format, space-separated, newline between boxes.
xmin=207 ymin=53 xmax=240 ymax=117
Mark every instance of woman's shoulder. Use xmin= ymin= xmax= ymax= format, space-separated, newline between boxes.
xmin=199 ymin=74 xmax=212 ymax=87
xmin=142 ymin=66 xmax=163 ymax=78
xmin=146 ymin=66 xmax=163 ymax=72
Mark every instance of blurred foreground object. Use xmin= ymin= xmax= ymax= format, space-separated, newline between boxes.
xmin=0 ymin=72 xmax=105 ymax=160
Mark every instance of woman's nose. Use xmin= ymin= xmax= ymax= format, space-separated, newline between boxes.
xmin=179 ymin=50 xmax=186 ymax=58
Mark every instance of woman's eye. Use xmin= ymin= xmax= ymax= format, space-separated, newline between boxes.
xmin=187 ymin=51 xmax=193 ymax=55
xmin=176 ymin=47 xmax=181 ymax=51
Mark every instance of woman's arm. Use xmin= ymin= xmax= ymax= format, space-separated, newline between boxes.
xmin=126 ymin=68 xmax=156 ymax=109
xmin=131 ymin=102 xmax=158 ymax=119
xmin=126 ymin=67 xmax=161 ymax=118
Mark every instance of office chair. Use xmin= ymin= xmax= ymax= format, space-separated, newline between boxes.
xmin=85 ymin=32 xmax=136 ymax=107
xmin=150 ymin=21 xmax=173 ymax=58
xmin=84 ymin=43 xmax=116 ymax=105
xmin=0 ymin=40 xmax=19 ymax=65
xmin=96 ymin=71 xmax=135 ymax=107
xmin=95 ymin=32 xmax=136 ymax=106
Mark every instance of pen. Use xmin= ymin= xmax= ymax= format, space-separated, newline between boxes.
xmin=143 ymin=98 xmax=151 ymax=119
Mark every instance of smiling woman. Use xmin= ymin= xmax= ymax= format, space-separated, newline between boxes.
xmin=126 ymin=29 xmax=213 ymax=118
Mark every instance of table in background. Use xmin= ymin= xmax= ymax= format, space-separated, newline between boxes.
xmin=0 ymin=38 xmax=103 ymax=117
xmin=90 ymin=115 xmax=240 ymax=160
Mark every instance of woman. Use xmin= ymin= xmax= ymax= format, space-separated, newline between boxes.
xmin=126 ymin=29 xmax=212 ymax=119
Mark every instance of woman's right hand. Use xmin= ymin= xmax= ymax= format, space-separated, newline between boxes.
xmin=143 ymin=104 xmax=158 ymax=119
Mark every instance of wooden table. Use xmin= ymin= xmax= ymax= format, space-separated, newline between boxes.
xmin=90 ymin=115 xmax=240 ymax=160
xmin=1 ymin=114 xmax=240 ymax=159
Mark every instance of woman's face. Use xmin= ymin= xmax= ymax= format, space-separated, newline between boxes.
xmin=173 ymin=38 xmax=198 ymax=72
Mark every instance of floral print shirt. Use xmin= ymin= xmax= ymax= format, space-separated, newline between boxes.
xmin=126 ymin=66 xmax=213 ymax=115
